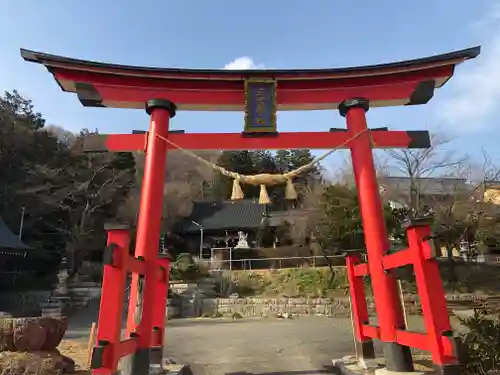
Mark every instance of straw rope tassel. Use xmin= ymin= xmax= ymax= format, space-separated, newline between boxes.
xmin=285 ymin=178 xmax=298 ymax=200
xmin=152 ymin=129 xmax=370 ymax=203
xmin=231 ymin=178 xmax=245 ymax=200
xmin=259 ymin=184 xmax=271 ymax=205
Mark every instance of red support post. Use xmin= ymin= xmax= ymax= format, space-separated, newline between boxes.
xmin=126 ymin=99 xmax=177 ymax=375
xmin=150 ymin=254 xmax=171 ymax=369
xmin=346 ymin=254 xmax=375 ymax=367
xmin=339 ymin=98 xmax=414 ymax=372
xmin=405 ymin=220 xmax=461 ymax=374
xmin=92 ymin=225 xmax=130 ymax=375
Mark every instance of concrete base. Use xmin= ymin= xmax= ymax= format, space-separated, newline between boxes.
xmin=333 ymin=357 xmax=430 ymax=375
xmin=162 ymin=358 xmax=192 ymax=375
xmin=164 ymin=364 xmax=192 ymax=375
xmin=359 ymin=358 xmax=380 ymax=370
xmin=333 ymin=356 xmax=380 ymax=374
xmin=375 ymin=369 xmax=424 ymax=375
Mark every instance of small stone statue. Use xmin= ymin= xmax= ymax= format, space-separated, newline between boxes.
xmin=235 ymin=231 xmax=249 ymax=249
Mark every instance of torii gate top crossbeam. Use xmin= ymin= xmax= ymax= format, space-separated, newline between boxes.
xmin=20 ymin=47 xmax=480 ymax=111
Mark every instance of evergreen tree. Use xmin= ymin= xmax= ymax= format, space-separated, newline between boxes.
xmin=207 ymin=149 xmax=321 ymax=209
xmin=315 ymin=184 xmax=398 ymax=253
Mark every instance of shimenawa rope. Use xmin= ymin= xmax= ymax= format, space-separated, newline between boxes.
xmin=153 ymin=128 xmax=370 ymax=204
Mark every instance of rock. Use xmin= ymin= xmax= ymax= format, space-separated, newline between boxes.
xmin=39 ymin=318 xmax=68 ymax=351
xmin=0 ymin=317 xmax=67 ymax=352
xmin=61 ymin=355 xmax=75 ymax=373
xmin=13 ymin=319 xmax=46 ymax=352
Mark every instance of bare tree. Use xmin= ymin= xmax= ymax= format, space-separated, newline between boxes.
xmin=464 ymin=150 xmax=500 ymax=254
xmin=384 ymin=133 xmax=468 ymax=217
xmin=416 ymin=151 xmax=500 ymax=281
xmin=18 ymin=151 xmax=135 ymax=273
xmin=287 ymin=181 xmax=327 ymax=246
xmin=131 ymin=150 xmax=221 ymax=230
xmin=333 ymin=151 xmax=391 ymax=187
xmin=44 ymin=125 xmax=76 ymax=145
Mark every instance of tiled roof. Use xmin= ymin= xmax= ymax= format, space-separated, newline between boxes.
xmin=0 ymin=217 xmax=31 ymax=250
xmin=268 ymin=209 xmax=313 ymax=227
xmin=380 ymin=177 xmax=470 ymax=196
xmin=174 ymin=200 xmax=270 ymax=233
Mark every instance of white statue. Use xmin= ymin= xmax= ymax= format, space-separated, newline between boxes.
xmin=235 ymin=231 xmax=249 ymax=248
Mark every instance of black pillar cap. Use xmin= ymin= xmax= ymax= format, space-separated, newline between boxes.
xmin=131 ymin=348 xmax=151 ymax=375
xmin=158 ymin=251 xmax=174 ymax=260
xmin=356 ymin=339 xmax=376 ymax=360
xmin=407 ymin=130 xmax=431 ymax=149
xmin=145 ymin=99 xmax=177 ymax=118
xmin=338 ymin=98 xmax=370 ymax=117
xmin=402 ymin=217 xmax=433 ymax=229
xmin=383 ymin=342 xmax=415 ymax=372
xmin=104 ymin=222 xmax=130 ymax=231
xmin=436 ymin=364 xmax=462 ymax=375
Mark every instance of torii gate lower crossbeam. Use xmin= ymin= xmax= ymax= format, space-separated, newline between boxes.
xmin=84 ymin=98 xmax=435 ymax=374
xmin=83 ymin=124 xmax=429 ymax=152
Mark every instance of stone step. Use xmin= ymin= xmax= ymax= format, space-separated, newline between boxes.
xmin=70 ymin=295 xmax=89 ymax=300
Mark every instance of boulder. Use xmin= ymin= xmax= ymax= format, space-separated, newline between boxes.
xmin=39 ymin=318 xmax=68 ymax=350
xmin=13 ymin=319 xmax=47 ymax=352
xmin=0 ymin=317 xmax=67 ymax=352
xmin=60 ymin=354 xmax=75 ymax=374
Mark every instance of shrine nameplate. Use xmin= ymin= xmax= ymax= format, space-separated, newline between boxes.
xmin=244 ymin=79 xmax=277 ymax=133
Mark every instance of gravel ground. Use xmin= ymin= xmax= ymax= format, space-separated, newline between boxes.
xmin=163 ymin=316 xmax=356 ymax=375
xmin=65 ymin=303 xmax=458 ymax=375
xmin=65 ymin=303 xmax=359 ymax=374
xmin=161 ymin=315 xmax=455 ymax=375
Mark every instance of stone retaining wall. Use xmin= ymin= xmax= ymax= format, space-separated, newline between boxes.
xmin=0 ymin=282 xmax=102 ymax=317
xmin=0 ymin=291 xmax=52 ymax=317
xmin=200 ymin=297 xmax=352 ymax=317
xmin=196 ymin=294 xmax=490 ymax=318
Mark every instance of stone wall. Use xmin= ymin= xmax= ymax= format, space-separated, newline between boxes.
xmin=196 ymin=294 xmax=490 ymax=318
xmin=0 ymin=282 xmax=102 ymax=317
xmin=200 ymin=297 xmax=352 ymax=317
xmin=0 ymin=291 xmax=52 ymax=317
xmin=69 ymin=282 xmax=102 ymax=308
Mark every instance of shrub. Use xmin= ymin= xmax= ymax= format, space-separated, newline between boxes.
xmin=170 ymin=253 xmax=208 ymax=282
xmin=213 ymin=271 xmax=235 ymax=297
xmin=457 ymin=309 xmax=500 ymax=375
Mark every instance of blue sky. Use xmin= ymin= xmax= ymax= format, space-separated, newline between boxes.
xmin=1 ymin=0 xmax=499 ymax=172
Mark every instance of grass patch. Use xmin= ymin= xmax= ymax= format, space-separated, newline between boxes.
xmin=228 ymin=267 xmax=349 ymax=298
xmin=222 ymin=262 xmax=500 ymax=298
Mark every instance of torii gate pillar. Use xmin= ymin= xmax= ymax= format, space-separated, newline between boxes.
xmin=126 ymin=99 xmax=176 ymax=374
xmin=340 ymin=98 xmax=413 ymax=371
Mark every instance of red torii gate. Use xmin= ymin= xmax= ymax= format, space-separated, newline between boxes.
xmin=21 ymin=46 xmax=480 ymax=375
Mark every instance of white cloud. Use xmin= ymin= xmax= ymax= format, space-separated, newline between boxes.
xmin=438 ymin=5 xmax=500 ymax=132
xmin=224 ymin=57 xmax=265 ymax=70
